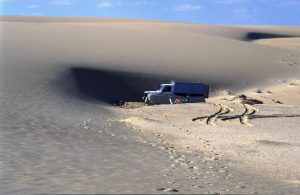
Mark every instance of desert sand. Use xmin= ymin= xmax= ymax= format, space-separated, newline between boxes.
xmin=1 ymin=15 xmax=300 ymax=194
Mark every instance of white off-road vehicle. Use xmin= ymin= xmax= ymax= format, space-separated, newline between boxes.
xmin=143 ymin=81 xmax=209 ymax=105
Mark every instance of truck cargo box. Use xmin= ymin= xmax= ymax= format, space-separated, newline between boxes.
xmin=172 ymin=81 xmax=209 ymax=98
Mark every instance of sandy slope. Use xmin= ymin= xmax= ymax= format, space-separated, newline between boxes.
xmin=1 ymin=15 xmax=300 ymax=99
xmin=1 ymin=16 xmax=300 ymax=194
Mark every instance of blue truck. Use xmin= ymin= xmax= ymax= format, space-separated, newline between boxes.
xmin=143 ymin=81 xmax=209 ymax=105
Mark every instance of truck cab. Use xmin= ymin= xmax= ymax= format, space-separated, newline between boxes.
xmin=160 ymin=84 xmax=173 ymax=94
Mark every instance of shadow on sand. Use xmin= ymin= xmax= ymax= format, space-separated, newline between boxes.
xmin=245 ymin=32 xmax=297 ymax=41
xmin=70 ymin=67 xmax=172 ymax=104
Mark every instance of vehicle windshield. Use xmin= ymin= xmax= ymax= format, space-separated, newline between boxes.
xmin=162 ymin=85 xmax=172 ymax=92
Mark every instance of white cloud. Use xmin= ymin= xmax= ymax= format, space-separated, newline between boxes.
xmin=97 ymin=1 xmax=119 ymax=8
xmin=215 ymin=0 xmax=247 ymax=4
xmin=52 ymin=0 xmax=73 ymax=6
xmin=27 ymin=4 xmax=40 ymax=9
xmin=174 ymin=4 xmax=202 ymax=11
xmin=232 ymin=8 xmax=259 ymax=24
xmin=98 ymin=1 xmax=113 ymax=8
xmin=97 ymin=0 xmax=148 ymax=8
xmin=0 ymin=0 xmax=21 ymax=2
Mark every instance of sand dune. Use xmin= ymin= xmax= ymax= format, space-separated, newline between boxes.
xmin=1 ymin=16 xmax=300 ymax=194
xmin=2 ymin=16 xmax=300 ymax=102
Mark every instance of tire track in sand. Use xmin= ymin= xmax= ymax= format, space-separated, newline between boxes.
xmin=206 ymin=104 xmax=233 ymax=126
xmin=239 ymin=104 xmax=259 ymax=126
xmin=193 ymin=104 xmax=260 ymax=126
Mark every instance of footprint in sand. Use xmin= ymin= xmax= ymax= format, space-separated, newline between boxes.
xmin=157 ymin=188 xmax=179 ymax=192
xmin=280 ymin=59 xmax=297 ymax=66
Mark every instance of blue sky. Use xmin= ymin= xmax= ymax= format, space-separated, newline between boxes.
xmin=1 ymin=0 xmax=300 ymax=25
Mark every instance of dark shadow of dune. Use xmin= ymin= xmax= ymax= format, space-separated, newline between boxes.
xmin=70 ymin=67 xmax=173 ymax=104
xmin=245 ymin=32 xmax=297 ymax=41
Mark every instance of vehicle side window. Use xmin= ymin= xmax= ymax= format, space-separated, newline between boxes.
xmin=163 ymin=86 xmax=172 ymax=92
